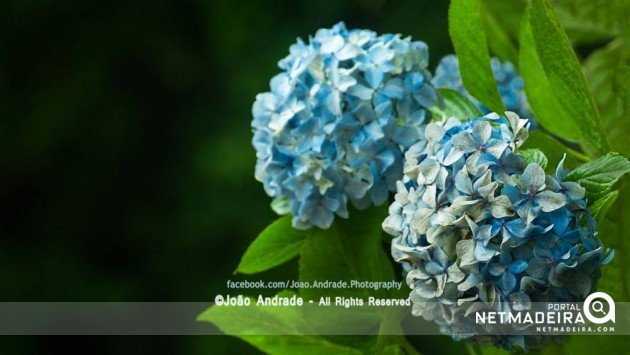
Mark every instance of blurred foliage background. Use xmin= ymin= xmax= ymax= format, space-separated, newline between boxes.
xmin=0 ymin=0 xmax=454 ymax=353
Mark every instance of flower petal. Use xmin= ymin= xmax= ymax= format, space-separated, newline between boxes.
xmin=537 ymin=191 xmax=566 ymax=212
xmin=521 ymin=163 xmax=546 ymax=193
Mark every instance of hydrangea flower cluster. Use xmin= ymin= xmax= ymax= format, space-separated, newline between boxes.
xmin=383 ymin=112 xmax=613 ymax=350
xmin=252 ymin=22 xmax=440 ymax=229
xmin=432 ymin=55 xmax=533 ymax=120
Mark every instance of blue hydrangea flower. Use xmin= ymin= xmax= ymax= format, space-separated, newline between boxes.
xmin=383 ymin=112 xmax=613 ymax=351
xmin=253 ymin=22 xmax=440 ymax=229
xmin=432 ymin=55 xmax=533 ymax=121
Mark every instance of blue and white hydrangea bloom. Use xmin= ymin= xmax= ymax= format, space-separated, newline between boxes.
xmin=383 ymin=112 xmax=613 ymax=350
xmin=432 ymin=55 xmax=533 ymax=121
xmin=252 ymin=22 xmax=441 ymax=229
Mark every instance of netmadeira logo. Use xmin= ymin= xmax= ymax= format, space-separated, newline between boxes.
xmin=583 ymin=292 xmax=615 ymax=324
xmin=473 ymin=291 xmax=616 ymax=334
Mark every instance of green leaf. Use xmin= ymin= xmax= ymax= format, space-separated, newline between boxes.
xmin=299 ymin=207 xmax=396 ymax=300
xmin=553 ymin=0 xmax=626 ymax=45
xmin=382 ymin=341 xmax=422 ymax=355
xmin=520 ymin=131 xmax=587 ymax=173
xmin=518 ymin=12 xmax=581 ymax=142
xmin=236 ymin=216 xmax=310 ymax=274
xmin=519 ymin=148 xmax=548 ymax=169
xmin=526 ymin=0 xmax=611 ymax=156
xmin=564 ymin=152 xmax=630 ymax=201
xmin=211 ymin=207 xmax=421 ymax=355
xmin=583 ymin=38 xmax=630 ymax=156
xmin=590 ymin=191 xmax=619 ymax=223
xmin=479 ymin=0 xmax=526 ymax=64
xmin=298 ymin=207 xmax=408 ymax=344
xmin=449 ymin=0 xmax=506 ymax=113
xmin=618 ymin=67 xmax=630 ymax=124
xmin=430 ymin=88 xmax=483 ymax=120
xmin=198 ymin=293 xmax=363 ymax=355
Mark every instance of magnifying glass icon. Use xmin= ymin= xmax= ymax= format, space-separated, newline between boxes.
xmin=592 ymin=301 xmax=605 ymax=314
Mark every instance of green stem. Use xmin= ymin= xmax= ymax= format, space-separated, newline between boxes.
xmin=566 ymin=147 xmax=590 ymax=163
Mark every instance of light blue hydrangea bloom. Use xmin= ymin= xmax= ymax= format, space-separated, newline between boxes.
xmin=253 ymin=22 xmax=440 ymax=229
xmin=432 ymin=55 xmax=533 ymax=121
xmin=383 ymin=112 xmax=613 ymax=351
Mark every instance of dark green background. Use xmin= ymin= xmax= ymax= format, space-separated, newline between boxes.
xmin=0 ymin=0 xmax=454 ymax=353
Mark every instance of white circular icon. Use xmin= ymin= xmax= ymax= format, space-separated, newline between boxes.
xmin=583 ymin=292 xmax=615 ymax=324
